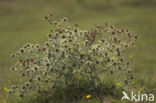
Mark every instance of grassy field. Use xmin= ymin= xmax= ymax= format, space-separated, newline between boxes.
xmin=0 ymin=0 xmax=156 ymax=102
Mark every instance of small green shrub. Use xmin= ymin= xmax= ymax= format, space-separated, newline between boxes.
xmin=7 ymin=14 xmax=137 ymax=102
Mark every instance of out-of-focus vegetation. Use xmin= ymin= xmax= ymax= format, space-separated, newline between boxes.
xmin=0 ymin=0 xmax=156 ymax=102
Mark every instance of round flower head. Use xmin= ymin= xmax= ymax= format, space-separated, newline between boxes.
xmin=21 ymin=73 xmax=25 ymax=77
xmin=46 ymin=63 xmax=50 ymax=67
xmin=25 ymin=82 xmax=30 ymax=87
xmin=21 ymin=85 xmax=26 ymax=90
xmin=45 ymin=42 xmax=50 ymax=46
xmin=118 ymin=66 xmax=121 ymax=70
xmin=135 ymin=35 xmax=138 ymax=39
xmin=63 ymin=17 xmax=67 ymax=22
xmin=48 ymin=34 xmax=52 ymax=38
xmin=11 ymin=85 xmax=16 ymax=89
xmin=11 ymin=67 xmax=16 ymax=71
xmin=45 ymin=16 xmax=48 ymax=20
xmin=29 ymin=78 xmax=33 ymax=82
xmin=20 ymin=93 xmax=24 ymax=98
xmin=37 ymin=76 xmax=41 ymax=81
xmin=130 ymin=75 xmax=134 ymax=80
xmin=110 ymin=71 xmax=113 ymax=74
xmin=26 ymin=70 xmax=30 ymax=74
xmin=24 ymin=45 xmax=27 ymax=49
xmin=45 ymin=79 xmax=49 ymax=83
xmin=16 ymin=85 xmax=19 ymax=89
xmin=34 ymin=67 xmax=38 ymax=70
xmin=75 ymin=24 xmax=78 ymax=27
xmin=96 ymin=60 xmax=99 ymax=64
xmin=120 ymin=58 xmax=123 ymax=62
xmin=105 ymin=52 xmax=108 ymax=56
xmin=35 ymin=44 xmax=40 ymax=48
xmin=11 ymin=54 xmax=16 ymax=58
xmin=26 ymin=43 xmax=30 ymax=47
xmin=127 ymin=62 xmax=130 ymax=66
xmin=74 ymin=28 xmax=77 ymax=33
xmin=62 ymin=35 xmax=66 ymax=39
xmin=20 ymin=48 xmax=24 ymax=53
xmin=43 ymin=72 xmax=48 ymax=76
xmin=8 ymin=90 xmax=12 ymax=94
xmin=53 ymin=20 xmax=58 ymax=25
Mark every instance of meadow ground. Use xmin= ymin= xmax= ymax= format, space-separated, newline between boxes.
xmin=0 ymin=0 xmax=156 ymax=102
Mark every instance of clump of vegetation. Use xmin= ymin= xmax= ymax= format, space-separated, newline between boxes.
xmin=7 ymin=14 xmax=137 ymax=102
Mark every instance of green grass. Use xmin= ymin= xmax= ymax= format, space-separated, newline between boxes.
xmin=0 ymin=0 xmax=156 ymax=102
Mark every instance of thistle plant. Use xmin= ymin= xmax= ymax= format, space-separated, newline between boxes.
xmin=8 ymin=14 xmax=137 ymax=99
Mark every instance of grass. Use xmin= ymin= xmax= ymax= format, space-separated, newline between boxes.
xmin=0 ymin=0 xmax=156 ymax=102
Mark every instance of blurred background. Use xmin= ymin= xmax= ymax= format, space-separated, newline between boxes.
xmin=0 ymin=0 xmax=156 ymax=101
